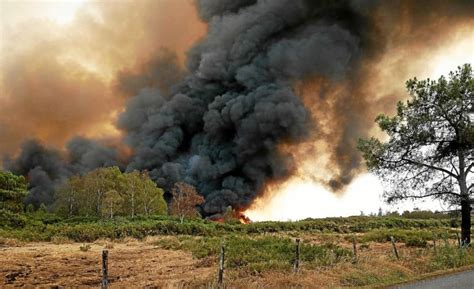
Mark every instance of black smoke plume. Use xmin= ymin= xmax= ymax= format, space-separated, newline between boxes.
xmin=4 ymin=0 xmax=474 ymax=215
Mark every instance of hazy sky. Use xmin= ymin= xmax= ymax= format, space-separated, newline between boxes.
xmin=1 ymin=0 xmax=472 ymax=220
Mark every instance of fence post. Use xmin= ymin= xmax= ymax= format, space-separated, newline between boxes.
xmin=293 ymin=238 xmax=301 ymax=273
xmin=455 ymin=232 xmax=461 ymax=248
xmin=217 ymin=244 xmax=225 ymax=288
xmin=352 ymin=235 xmax=357 ymax=263
xmin=433 ymin=234 xmax=437 ymax=254
xmin=390 ymin=236 xmax=399 ymax=260
xmin=102 ymin=250 xmax=109 ymax=289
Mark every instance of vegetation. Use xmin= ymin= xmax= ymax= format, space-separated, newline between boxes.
xmin=0 ymin=171 xmax=29 ymax=228
xmin=0 ymin=171 xmax=28 ymax=213
xmin=359 ymin=64 xmax=473 ymax=245
xmin=53 ymin=167 xmax=167 ymax=218
xmin=169 ymin=182 xmax=204 ymax=222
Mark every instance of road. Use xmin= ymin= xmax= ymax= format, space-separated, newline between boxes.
xmin=392 ymin=270 xmax=474 ymax=289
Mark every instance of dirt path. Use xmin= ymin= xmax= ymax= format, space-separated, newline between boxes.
xmin=0 ymin=241 xmax=214 ymax=288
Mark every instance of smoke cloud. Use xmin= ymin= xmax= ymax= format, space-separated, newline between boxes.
xmin=2 ymin=0 xmax=474 ymax=214
xmin=0 ymin=0 xmax=205 ymax=155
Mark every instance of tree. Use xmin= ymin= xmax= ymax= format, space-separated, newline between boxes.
xmin=358 ymin=64 xmax=473 ymax=245
xmin=170 ymin=182 xmax=204 ymax=223
xmin=54 ymin=176 xmax=83 ymax=217
xmin=134 ymin=171 xmax=167 ymax=216
xmin=122 ymin=170 xmax=167 ymax=217
xmin=84 ymin=167 xmax=123 ymax=216
xmin=0 ymin=171 xmax=28 ymax=213
xmin=53 ymin=167 xmax=167 ymax=218
xmin=102 ymin=189 xmax=123 ymax=218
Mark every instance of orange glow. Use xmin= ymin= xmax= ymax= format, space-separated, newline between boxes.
xmin=245 ymin=25 xmax=473 ymax=221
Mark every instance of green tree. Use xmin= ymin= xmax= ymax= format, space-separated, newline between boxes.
xmin=358 ymin=64 xmax=473 ymax=245
xmin=121 ymin=171 xmax=167 ymax=217
xmin=84 ymin=167 xmax=123 ymax=216
xmin=102 ymin=189 xmax=123 ymax=218
xmin=135 ymin=171 xmax=167 ymax=216
xmin=54 ymin=176 xmax=83 ymax=217
xmin=0 ymin=171 xmax=28 ymax=213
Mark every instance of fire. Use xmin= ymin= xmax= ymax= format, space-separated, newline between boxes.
xmin=238 ymin=212 xmax=252 ymax=224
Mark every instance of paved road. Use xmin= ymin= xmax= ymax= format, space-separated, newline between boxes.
xmin=392 ymin=270 xmax=474 ymax=289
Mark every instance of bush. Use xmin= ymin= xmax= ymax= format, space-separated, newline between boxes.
xmin=154 ymin=235 xmax=352 ymax=271
xmin=0 ymin=209 xmax=27 ymax=228
xmin=405 ymin=237 xmax=428 ymax=248
xmin=430 ymin=245 xmax=474 ymax=270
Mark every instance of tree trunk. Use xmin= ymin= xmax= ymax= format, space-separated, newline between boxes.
xmin=131 ymin=191 xmax=135 ymax=218
xmin=460 ymin=197 xmax=471 ymax=246
xmin=458 ymin=147 xmax=471 ymax=245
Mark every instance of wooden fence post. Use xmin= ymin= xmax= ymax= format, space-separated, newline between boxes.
xmin=455 ymin=232 xmax=461 ymax=248
xmin=293 ymin=238 xmax=301 ymax=273
xmin=352 ymin=235 xmax=357 ymax=263
xmin=102 ymin=250 xmax=109 ymax=289
xmin=433 ymin=235 xmax=437 ymax=254
xmin=217 ymin=244 xmax=225 ymax=288
xmin=390 ymin=236 xmax=399 ymax=260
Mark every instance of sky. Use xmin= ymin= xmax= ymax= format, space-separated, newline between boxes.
xmin=0 ymin=0 xmax=473 ymax=221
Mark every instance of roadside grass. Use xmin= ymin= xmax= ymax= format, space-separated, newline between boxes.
xmin=154 ymin=235 xmax=352 ymax=272
xmin=1 ymin=214 xmax=472 ymax=288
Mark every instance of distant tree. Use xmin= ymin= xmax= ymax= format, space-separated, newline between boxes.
xmin=170 ymin=182 xmax=204 ymax=223
xmin=377 ymin=207 xmax=383 ymax=217
xmin=359 ymin=64 xmax=473 ymax=245
xmin=135 ymin=171 xmax=167 ymax=216
xmin=54 ymin=176 xmax=83 ymax=217
xmin=84 ymin=167 xmax=123 ymax=216
xmin=123 ymin=171 xmax=140 ymax=218
xmin=0 ymin=171 xmax=28 ymax=213
xmin=102 ymin=189 xmax=123 ymax=218
xmin=53 ymin=167 xmax=167 ymax=218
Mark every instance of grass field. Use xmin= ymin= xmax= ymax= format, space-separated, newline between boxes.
xmin=1 ymin=213 xmax=473 ymax=288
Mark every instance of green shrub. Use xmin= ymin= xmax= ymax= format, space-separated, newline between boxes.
xmin=154 ymin=235 xmax=352 ymax=271
xmin=430 ymin=245 xmax=474 ymax=270
xmin=405 ymin=237 xmax=428 ymax=248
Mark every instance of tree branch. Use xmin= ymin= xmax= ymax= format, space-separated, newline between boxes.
xmin=401 ymin=157 xmax=459 ymax=179
xmin=395 ymin=191 xmax=461 ymax=200
xmin=466 ymin=162 xmax=474 ymax=176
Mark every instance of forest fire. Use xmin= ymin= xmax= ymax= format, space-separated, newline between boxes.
xmin=238 ymin=212 xmax=252 ymax=224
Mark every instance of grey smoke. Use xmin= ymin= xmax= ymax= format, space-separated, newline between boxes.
xmin=4 ymin=0 xmax=474 ymax=214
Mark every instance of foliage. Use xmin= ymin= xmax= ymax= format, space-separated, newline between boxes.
xmin=358 ymin=64 xmax=473 ymax=243
xmin=53 ymin=167 xmax=167 ymax=218
xmin=0 ymin=214 xmax=457 ymax=243
xmin=170 ymin=182 xmax=204 ymax=221
xmin=430 ymin=245 xmax=474 ymax=270
xmin=0 ymin=171 xmax=28 ymax=213
xmin=154 ymin=235 xmax=352 ymax=271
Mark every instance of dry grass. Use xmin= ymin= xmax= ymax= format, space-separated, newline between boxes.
xmin=0 ymin=234 xmax=472 ymax=288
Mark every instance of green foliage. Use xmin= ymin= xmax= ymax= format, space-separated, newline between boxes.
xmin=53 ymin=167 xmax=167 ymax=219
xmin=358 ymin=64 xmax=473 ymax=206
xmin=430 ymin=245 xmax=474 ymax=270
xmin=154 ymin=235 xmax=351 ymax=271
xmin=0 ymin=171 xmax=28 ymax=213
xmin=405 ymin=236 xmax=428 ymax=248
xmin=0 ymin=214 xmax=458 ymax=243
xmin=0 ymin=209 xmax=27 ymax=228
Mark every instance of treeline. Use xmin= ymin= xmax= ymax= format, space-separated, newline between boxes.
xmin=1 ymin=168 xmax=206 ymax=226
xmin=54 ymin=167 xmax=167 ymax=218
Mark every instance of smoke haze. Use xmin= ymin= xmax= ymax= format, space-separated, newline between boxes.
xmin=2 ymin=0 xmax=473 ymax=214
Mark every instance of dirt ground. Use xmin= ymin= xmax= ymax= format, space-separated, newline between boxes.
xmin=0 ymin=240 xmax=215 ymax=288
